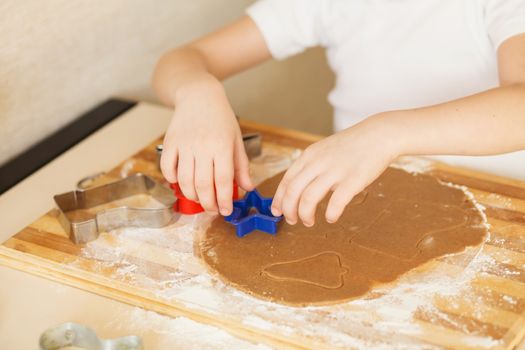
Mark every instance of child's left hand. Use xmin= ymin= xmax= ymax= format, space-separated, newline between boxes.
xmin=271 ymin=115 xmax=401 ymax=226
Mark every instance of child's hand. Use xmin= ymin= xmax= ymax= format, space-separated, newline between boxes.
xmin=160 ymin=80 xmax=253 ymax=216
xmin=271 ymin=118 xmax=400 ymax=226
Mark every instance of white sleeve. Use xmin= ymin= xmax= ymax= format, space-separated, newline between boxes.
xmin=246 ymin=0 xmax=329 ymax=60
xmin=484 ymin=0 xmax=525 ymax=49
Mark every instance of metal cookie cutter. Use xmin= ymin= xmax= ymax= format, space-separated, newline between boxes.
xmin=241 ymin=132 xmax=262 ymax=159
xmin=54 ymin=173 xmax=177 ymax=244
xmin=39 ymin=322 xmax=143 ymax=350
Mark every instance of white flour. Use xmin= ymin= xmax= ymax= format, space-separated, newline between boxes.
xmin=107 ymin=307 xmax=272 ymax=350
xmin=69 ymin=147 xmax=516 ymax=349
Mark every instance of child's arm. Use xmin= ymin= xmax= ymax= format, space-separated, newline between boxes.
xmin=271 ymin=33 xmax=525 ymax=227
xmin=153 ymin=16 xmax=270 ymax=215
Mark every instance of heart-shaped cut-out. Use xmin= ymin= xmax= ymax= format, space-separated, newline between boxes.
xmin=261 ymin=252 xmax=349 ymax=289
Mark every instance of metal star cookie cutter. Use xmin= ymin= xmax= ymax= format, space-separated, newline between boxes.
xmin=54 ymin=173 xmax=178 ymax=244
xmin=224 ymin=189 xmax=283 ymax=237
xmin=39 ymin=322 xmax=143 ymax=350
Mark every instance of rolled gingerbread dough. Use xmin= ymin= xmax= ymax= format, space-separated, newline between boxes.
xmin=199 ymin=167 xmax=487 ymax=306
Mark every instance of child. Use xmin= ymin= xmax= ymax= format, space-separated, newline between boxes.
xmin=152 ymin=0 xmax=525 ymax=227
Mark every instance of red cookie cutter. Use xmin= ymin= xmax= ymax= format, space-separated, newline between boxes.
xmin=170 ymin=181 xmax=239 ymax=215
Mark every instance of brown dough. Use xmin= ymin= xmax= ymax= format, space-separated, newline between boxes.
xmin=199 ymin=168 xmax=487 ymax=306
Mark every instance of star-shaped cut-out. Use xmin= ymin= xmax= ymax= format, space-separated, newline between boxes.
xmin=224 ymin=189 xmax=283 ymax=237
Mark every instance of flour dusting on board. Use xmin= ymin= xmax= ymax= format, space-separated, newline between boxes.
xmin=68 ymin=146 xmax=514 ymax=349
xmin=107 ymin=307 xmax=272 ymax=349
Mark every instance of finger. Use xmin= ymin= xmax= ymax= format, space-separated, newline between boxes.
xmin=194 ymin=157 xmax=218 ymax=213
xmin=214 ymin=153 xmax=234 ymax=216
xmin=177 ymin=151 xmax=197 ymax=201
xmin=160 ymin=143 xmax=178 ymax=183
xmin=280 ymin=164 xmax=321 ymax=225
xmin=234 ymin=135 xmax=254 ymax=191
xmin=298 ymin=175 xmax=335 ymax=227
xmin=325 ymin=180 xmax=363 ymax=223
xmin=271 ymin=158 xmax=305 ymax=217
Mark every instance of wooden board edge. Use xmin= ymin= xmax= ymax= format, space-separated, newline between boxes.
xmin=431 ymin=162 xmax=525 ymax=190
xmin=239 ymin=119 xmax=323 ymax=144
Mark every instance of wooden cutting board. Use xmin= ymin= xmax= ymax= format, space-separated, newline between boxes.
xmin=0 ymin=120 xmax=524 ymax=349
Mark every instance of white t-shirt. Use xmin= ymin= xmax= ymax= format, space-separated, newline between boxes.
xmin=247 ymin=0 xmax=525 ymax=179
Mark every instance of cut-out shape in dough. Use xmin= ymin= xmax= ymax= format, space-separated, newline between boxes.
xmin=261 ymin=252 xmax=348 ymax=289
xmin=350 ymin=200 xmax=469 ymax=260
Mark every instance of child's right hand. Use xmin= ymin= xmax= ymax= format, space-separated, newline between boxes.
xmin=160 ymin=78 xmax=254 ymax=216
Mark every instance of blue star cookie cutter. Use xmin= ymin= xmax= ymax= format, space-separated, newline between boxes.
xmin=224 ymin=189 xmax=283 ymax=237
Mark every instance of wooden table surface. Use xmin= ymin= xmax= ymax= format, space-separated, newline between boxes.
xmin=1 ymin=118 xmax=524 ymax=349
